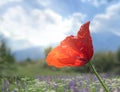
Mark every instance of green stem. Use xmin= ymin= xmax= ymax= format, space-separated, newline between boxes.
xmin=89 ymin=62 xmax=109 ymax=92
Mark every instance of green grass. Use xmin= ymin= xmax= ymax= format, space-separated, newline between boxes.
xmin=11 ymin=60 xmax=77 ymax=77
xmin=1 ymin=60 xmax=120 ymax=92
xmin=1 ymin=74 xmax=120 ymax=92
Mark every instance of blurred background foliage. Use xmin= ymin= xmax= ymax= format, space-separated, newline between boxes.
xmin=0 ymin=40 xmax=120 ymax=77
xmin=0 ymin=40 xmax=16 ymax=76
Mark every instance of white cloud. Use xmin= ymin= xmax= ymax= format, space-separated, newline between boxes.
xmin=0 ymin=0 xmax=22 ymax=7
xmin=0 ymin=6 xmax=86 ymax=51
xmin=90 ymin=2 xmax=120 ymax=35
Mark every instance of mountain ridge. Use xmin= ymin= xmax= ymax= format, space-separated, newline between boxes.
xmin=11 ymin=32 xmax=120 ymax=61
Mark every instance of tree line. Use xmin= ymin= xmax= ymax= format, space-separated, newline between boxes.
xmin=44 ymin=46 xmax=120 ymax=74
xmin=0 ymin=40 xmax=120 ymax=75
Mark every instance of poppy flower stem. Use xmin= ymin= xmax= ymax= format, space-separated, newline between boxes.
xmin=89 ymin=62 xmax=109 ymax=92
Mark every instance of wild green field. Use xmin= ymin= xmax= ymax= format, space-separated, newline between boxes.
xmin=1 ymin=73 xmax=120 ymax=92
xmin=0 ymin=41 xmax=120 ymax=92
xmin=0 ymin=61 xmax=120 ymax=92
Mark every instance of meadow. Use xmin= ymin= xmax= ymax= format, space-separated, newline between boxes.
xmin=0 ymin=41 xmax=120 ymax=92
xmin=0 ymin=60 xmax=120 ymax=92
xmin=1 ymin=72 xmax=120 ymax=92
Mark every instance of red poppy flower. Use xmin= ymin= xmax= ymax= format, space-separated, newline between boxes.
xmin=46 ymin=21 xmax=94 ymax=68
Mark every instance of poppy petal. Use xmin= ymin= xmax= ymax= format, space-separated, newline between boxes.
xmin=77 ymin=21 xmax=93 ymax=60
xmin=46 ymin=21 xmax=94 ymax=68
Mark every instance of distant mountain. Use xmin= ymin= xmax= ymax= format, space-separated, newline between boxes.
xmin=92 ymin=32 xmax=120 ymax=52
xmin=12 ymin=32 xmax=120 ymax=61
xmin=13 ymin=46 xmax=45 ymax=61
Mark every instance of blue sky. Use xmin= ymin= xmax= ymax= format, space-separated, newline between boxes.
xmin=0 ymin=0 xmax=120 ymax=52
